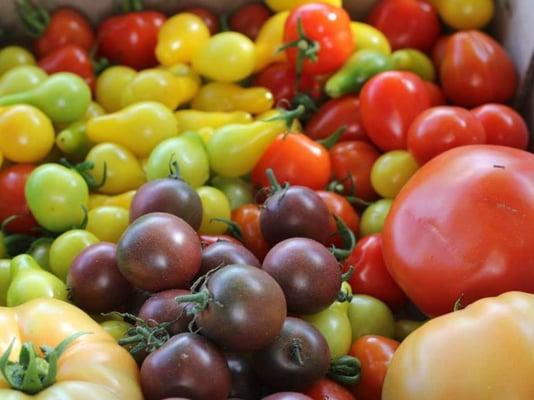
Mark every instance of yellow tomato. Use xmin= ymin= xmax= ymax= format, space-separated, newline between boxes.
xmin=370 ymin=150 xmax=419 ymax=198
xmin=49 ymin=230 xmax=100 ymax=281
xmin=95 ymin=66 xmax=136 ymax=112
xmin=351 ymin=22 xmax=391 ymax=55
xmin=437 ymin=0 xmax=494 ymax=30
xmin=86 ymin=206 xmax=130 ymax=243
xmin=164 ymin=63 xmax=202 ymax=104
xmin=121 ymin=69 xmax=185 ymax=110
xmin=254 ymin=11 xmax=288 ymax=72
xmin=265 ymin=0 xmax=341 ymax=12
xmin=0 ymin=46 xmax=36 ymax=75
xmin=196 ymin=186 xmax=232 ymax=235
xmin=175 ymin=110 xmax=253 ymax=133
xmin=192 ymin=82 xmax=273 ymax=114
xmin=88 ymin=190 xmax=136 ymax=210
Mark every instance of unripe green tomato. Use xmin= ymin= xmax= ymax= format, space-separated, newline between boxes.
xmin=348 ymin=294 xmax=396 ymax=341
xmin=360 ymin=199 xmax=393 ymax=237
xmin=49 ymin=230 xmax=99 ymax=281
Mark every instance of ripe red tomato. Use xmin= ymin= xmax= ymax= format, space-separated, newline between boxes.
xmin=316 ymin=191 xmax=360 ymax=248
xmin=441 ymin=30 xmax=518 ymax=107
xmin=303 ymin=378 xmax=355 ymax=400
xmin=407 ymin=106 xmax=486 ymax=164
xmin=251 ymin=133 xmax=331 ymax=190
xmin=431 ymin=35 xmax=450 ymax=70
xmin=383 ymin=145 xmax=534 ymax=316
xmin=472 ymin=104 xmax=529 ymax=150
xmin=232 ymin=204 xmax=270 ymax=261
xmin=0 ymin=164 xmax=38 ymax=234
xmin=424 ymin=82 xmax=446 ymax=107
xmin=230 ymin=3 xmax=272 ymax=40
xmin=343 ymin=234 xmax=407 ymax=309
xmin=349 ymin=335 xmax=399 ymax=400
xmin=284 ymin=3 xmax=354 ymax=76
xmin=306 ymin=95 xmax=368 ymax=143
xmin=182 ymin=7 xmax=219 ymax=34
xmin=360 ymin=71 xmax=431 ymax=151
xmin=367 ymin=0 xmax=440 ymax=52
xmin=330 ymin=141 xmax=381 ymax=201
xmin=38 ymin=44 xmax=95 ymax=90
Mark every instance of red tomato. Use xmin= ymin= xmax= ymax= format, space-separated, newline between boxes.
xmin=303 ymin=378 xmax=355 ymax=400
xmin=0 ymin=164 xmax=38 ymax=234
xmin=251 ymin=133 xmax=331 ymax=190
xmin=316 ymin=191 xmax=360 ymax=248
xmin=349 ymin=335 xmax=399 ymax=400
xmin=472 ymin=104 xmax=529 ymax=150
xmin=38 ymin=44 xmax=95 ymax=91
xmin=407 ymin=106 xmax=486 ymax=164
xmin=423 ymin=81 xmax=446 ymax=107
xmin=182 ymin=7 xmax=219 ymax=35
xmin=232 ymin=204 xmax=269 ymax=261
xmin=431 ymin=35 xmax=450 ymax=70
xmin=230 ymin=3 xmax=272 ymax=40
xmin=367 ymin=0 xmax=440 ymax=52
xmin=383 ymin=145 xmax=534 ymax=316
xmin=284 ymin=3 xmax=354 ymax=76
xmin=97 ymin=10 xmax=166 ymax=70
xmin=360 ymin=71 xmax=431 ymax=151
xmin=306 ymin=95 xmax=368 ymax=142
xmin=330 ymin=141 xmax=381 ymax=201
xmin=343 ymin=234 xmax=407 ymax=309
xmin=441 ymin=30 xmax=518 ymax=107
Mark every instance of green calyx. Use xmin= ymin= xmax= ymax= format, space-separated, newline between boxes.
xmin=59 ymin=158 xmax=108 ymax=190
xmin=15 ymin=0 xmax=50 ymax=38
xmin=329 ymin=216 xmax=356 ymax=261
xmin=328 ymin=355 xmax=361 ymax=386
xmin=119 ymin=0 xmax=143 ymax=13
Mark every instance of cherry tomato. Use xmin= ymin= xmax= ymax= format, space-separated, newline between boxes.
xmin=284 ymin=3 xmax=354 ymax=76
xmin=197 ymin=186 xmax=232 ymax=235
xmin=86 ymin=206 xmax=130 ymax=243
xmin=100 ymin=320 xmax=132 ymax=341
xmin=348 ymin=295 xmax=395 ymax=341
xmin=0 ymin=46 xmax=36 ymax=75
xmin=367 ymin=0 xmax=440 ymax=52
xmin=316 ymin=191 xmax=360 ymax=248
xmin=330 ymin=141 xmax=381 ymax=201
xmin=360 ymin=199 xmax=393 ymax=237
xmin=349 ymin=335 xmax=399 ymax=400
xmin=436 ymin=0 xmax=494 ymax=30
xmin=407 ymin=106 xmax=486 ymax=164
xmin=343 ymin=234 xmax=407 ymax=309
xmin=182 ymin=7 xmax=220 ymax=34
xmin=306 ymin=95 xmax=368 ymax=142
xmin=230 ymin=3 xmax=272 ymax=40
xmin=371 ymin=151 xmax=419 ymax=199
xmin=303 ymin=378 xmax=355 ymax=400
xmin=424 ymin=81 xmax=446 ymax=107
xmin=232 ymin=204 xmax=270 ymax=261
xmin=252 ymin=133 xmax=331 ymax=190
xmin=95 ymin=66 xmax=137 ymax=113
xmin=431 ymin=35 xmax=450 ymax=70
xmin=441 ymin=30 xmax=518 ymax=107
xmin=471 ymin=104 xmax=529 ymax=150
xmin=360 ymin=71 xmax=430 ymax=151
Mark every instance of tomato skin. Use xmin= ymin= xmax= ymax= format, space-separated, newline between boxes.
xmin=343 ymin=234 xmax=407 ymax=309
xmin=230 ymin=3 xmax=272 ymax=40
xmin=370 ymin=150 xmax=419 ymax=199
xmin=316 ymin=191 xmax=360 ymax=248
xmin=251 ymin=133 xmax=331 ymax=190
xmin=349 ymin=335 xmax=399 ymax=400
xmin=424 ymin=81 xmax=446 ymax=107
xmin=441 ymin=30 xmax=518 ymax=107
xmin=232 ymin=204 xmax=270 ymax=261
xmin=383 ymin=145 xmax=534 ymax=316
xmin=471 ymin=104 xmax=529 ymax=150
xmin=303 ymin=378 xmax=355 ymax=400
xmin=330 ymin=140 xmax=381 ymax=201
xmin=284 ymin=3 xmax=354 ymax=76
xmin=360 ymin=199 xmax=393 ymax=237
xmin=407 ymin=106 xmax=486 ymax=164
xmin=360 ymin=71 xmax=430 ymax=151
xmin=182 ymin=7 xmax=220 ymax=34
xmin=306 ymin=95 xmax=368 ymax=142
xmin=367 ymin=0 xmax=440 ymax=52
xmin=431 ymin=35 xmax=450 ymax=70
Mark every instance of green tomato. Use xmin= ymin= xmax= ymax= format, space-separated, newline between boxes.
xmin=28 ymin=237 xmax=54 ymax=271
xmin=25 ymin=163 xmax=89 ymax=233
xmin=392 ymin=48 xmax=436 ymax=81
xmin=0 ymin=65 xmax=48 ymax=96
xmin=0 ymin=259 xmax=11 ymax=306
xmin=303 ymin=306 xmax=352 ymax=359
xmin=370 ymin=150 xmax=419 ymax=199
xmin=146 ymin=132 xmax=209 ymax=188
xmin=196 ymin=186 xmax=232 ymax=235
xmin=100 ymin=320 xmax=132 ymax=341
xmin=348 ymin=294 xmax=395 ymax=341
xmin=211 ymin=176 xmax=254 ymax=210
xmin=49 ymin=230 xmax=99 ymax=281
xmin=0 ymin=46 xmax=36 ymax=76
xmin=395 ymin=319 xmax=425 ymax=341
xmin=360 ymin=198 xmax=393 ymax=237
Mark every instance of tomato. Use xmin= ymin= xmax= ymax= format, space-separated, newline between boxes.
xmin=211 ymin=176 xmax=254 ymax=211
xmin=303 ymin=378 xmax=355 ymax=400
xmin=0 ymin=259 xmax=9 ymax=306
xmin=330 ymin=141 xmax=381 ymax=201
xmin=471 ymin=104 xmax=529 ymax=150
xmin=284 ymin=3 xmax=354 ymax=76
xmin=232 ymin=204 xmax=270 ymax=261
xmin=360 ymin=71 xmax=431 ymax=151
xmin=394 ymin=319 xmax=424 ymax=341
xmin=316 ymin=191 xmax=360 ymax=248
xmin=306 ymin=95 xmax=368 ymax=142
xmin=343 ymin=234 xmax=407 ymax=309
xmin=383 ymin=146 xmax=534 ymax=317
xmin=0 ymin=164 xmax=38 ymax=234
xmin=86 ymin=206 xmax=130 ymax=243
xmin=254 ymin=11 xmax=289 ymax=72
xmin=349 ymin=335 xmax=399 ymax=400
xmin=197 ymin=186 xmax=232 ymax=235
xmin=182 ymin=7 xmax=220 ymax=34
xmin=371 ymin=150 xmax=419 ymax=199
xmin=28 ymin=237 xmax=53 ymax=271
xmin=351 ymin=21 xmax=391 ymax=55
xmin=95 ymin=66 xmax=137 ymax=113
xmin=38 ymin=45 xmax=95 ymax=91
xmin=436 ymin=0 xmax=494 ymax=30
xmin=88 ymin=190 xmax=136 ymax=210
xmin=230 ymin=3 xmax=272 ymax=40
xmin=391 ymin=49 xmax=435 ymax=82
xmin=193 ymin=82 xmax=274 ymax=114
xmin=0 ymin=46 xmax=36 ymax=75
xmin=266 ymin=0 xmax=341 ymax=12
xmin=100 ymin=320 xmax=132 ymax=341
xmin=360 ymin=199 xmax=393 ymax=237
xmin=0 ymin=65 xmax=48 ymax=96
xmin=424 ymin=81 xmax=446 ymax=106
xmin=348 ymin=295 xmax=396 ymax=341
xmin=441 ymin=30 xmax=518 ymax=107
xmin=431 ymin=35 xmax=449 ymax=70
xmin=367 ymin=0 xmax=440 ymax=52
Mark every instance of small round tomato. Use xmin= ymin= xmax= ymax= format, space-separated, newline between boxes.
xmin=371 ymin=151 xmax=419 ymax=199
xmin=360 ymin=199 xmax=393 ymax=237
xmin=424 ymin=81 xmax=446 ymax=107
xmin=196 ymin=186 xmax=232 ymax=235
xmin=348 ymin=295 xmax=396 ymax=341
xmin=431 ymin=35 xmax=450 ymax=70
xmin=394 ymin=319 xmax=424 ymax=341
xmin=407 ymin=106 xmax=486 ymax=164
xmin=316 ymin=191 xmax=360 ymax=248
xmin=86 ymin=206 xmax=130 ymax=243
xmin=251 ymin=133 xmax=331 ymax=190
xmin=211 ymin=176 xmax=254 ymax=211
xmin=304 ymin=378 xmax=355 ymax=400
xmin=349 ymin=335 xmax=399 ymax=400
xmin=232 ymin=204 xmax=270 ymax=261
xmin=437 ymin=0 xmax=494 ymax=30
xmin=95 ymin=66 xmax=137 ymax=113
xmin=230 ymin=3 xmax=272 ymax=40
xmin=471 ymin=104 xmax=529 ymax=150
xmin=0 ymin=46 xmax=36 ymax=75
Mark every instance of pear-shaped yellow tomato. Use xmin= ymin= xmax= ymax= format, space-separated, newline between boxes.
xmin=95 ymin=65 xmax=136 ymax=112
xmin=88 ymin=190 xmax=136 ymax=210
xmin=0 ymin=65 xmax=48 ymax=95
xmin=86 ymin=206 xmax=130 ymax=243
xmin=121 ymin=69 xmax=185 ymax=110
xmin=163 ymin=63 xmax=201 ymax=104
xmin=265 ymin=0 xmax=341 ymax=12
xmin=0 ymin=46 xmax=36 ymax=75
xmin=351 ymin=22 xmax=391 ymax=55
xmin=175 ymin=110 xmax=253 ymax=133
xmin=49 ymin=230 xmax=99 ymax=282
xmin=192 ymin=82 xmax=273 ymax=114
xmin=254 ymin=11 xmax=288 ymax=72
xmin=196 ymin=186 xmax=232 ymax=235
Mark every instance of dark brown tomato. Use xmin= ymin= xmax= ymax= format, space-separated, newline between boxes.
xmin=138 ymin=289 xmax=193 ymax=336
xmin=262 ymin=238 xmax=341 ymax=315
xmin=200 ymin=240 xmax=261 ymax=275
xmin=260 ymin=187 xmax=330 ymax=246
xmin=67 ymin=242 xmax=133 ymax=313
xmin=226 ymin=353 xmax=263 ymax=400
xmin=262 ymin=394 xmax=313 ymax=400
xmin=140 ymin=333 xmax=231 ymax=400
xmin=117 ymin=212 xmax=202 ymax=291
xmin=253 ymin=317 xmax=330 ymax=391
xmin=129 ymin=179 xmax=203 ymax=230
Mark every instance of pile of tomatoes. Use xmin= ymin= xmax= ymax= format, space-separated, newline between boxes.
xmin=0 ymin=0 xmax=533 ymax=399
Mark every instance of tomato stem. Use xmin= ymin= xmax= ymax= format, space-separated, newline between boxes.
xmin=317 ymin=126 xmax=346 ymax=149
xmin=92 ymin=57 xmax=110 ymax=75
xmin=265 ymin=168 xmax=283 ymax=193
xmin=264 ymin=104 xmax=306 ymax=130
xmin=119 ymin=0 xmax=143 ymax=13
xmin=328 ymin=355 xmax=361 ymax=386
xmin=15 ymin=0 xmax=50 ymax=38
xmin=329 ymin=216 xmax=356 ymax=261
xmin=175 ymin=290 xmax=210 ymax=314
xmin=289 ymin=339 xmax=305 ymax=366
xmin=167 ymin=157 xmax=183 ymax=181
xmin=210 ymin=218 xmax=244 ymax=242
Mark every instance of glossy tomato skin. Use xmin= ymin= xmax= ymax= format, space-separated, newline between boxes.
xmin=407 ymin=106 xmax=487 ymax=164
xmin=306 ymin=95 xmax=368 ymax=142
xmin=38 ymin=44 xmax=95 ymax=90
xmin=226 ymin=353 xmax=263 ymax=400
xmin=232 ymin=204 xmax=270 ymax=261
xmin=200 ymin=240 xmax=261 ymax=274
xmin=303 ymin=378 xmax=355 ymax=400
xmin=367 ymin=0 xmax=440 ymax=52
xmin=284 ymin=3 xmax=354 ymax=76
xmin=182 ymin=7 xmax=220 ymax=34
xmin=472 ymin=104 xmax=529 ymax=150
xmin=263 ymin=394 xmax=313 ymax=400
xmin=316 ymin=191 xmax=360 ymax=247
xmin=138 ymin=289 xmax=193 ymax=336
xmin=343 ymin=234 xmax=407 ymax=310
xmin=349 ymin=335 xmax=399 ymax=400
xmin=383 ymin=145 xmax=534 ymax=316
xmin=230 ymin=3 xmax=272 ymax=40
xmin=360 ymin=71 xmax=430 ymax=151
xmin=441 ymin=30 xmax=518 ymax=107
xmin=424 ymin=81 xmax=446 ymax=107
